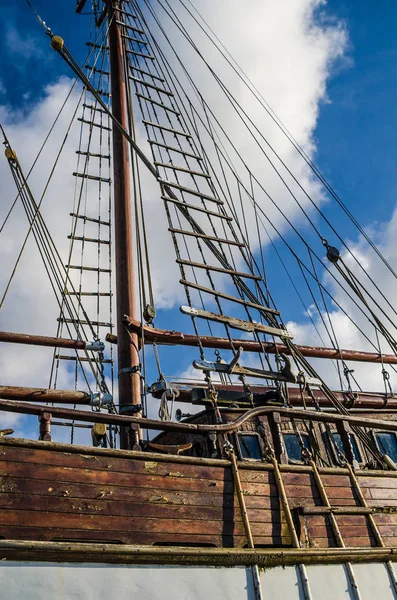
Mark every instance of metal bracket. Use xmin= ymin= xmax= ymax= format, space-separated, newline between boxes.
xmin=227 ymin=346 xmax=244 ymax=374
xmin=85 ymin=340 xmax=105 ymax=352
xmin=89 ymin=392 xmax=113 ymax=408
xmin=193 ymin=351 xmax=323 ymax=387
xmin=119 ymin=404 xmax=142 ymax=415
xmin=118 ymin=365 xmax=141 ymax=377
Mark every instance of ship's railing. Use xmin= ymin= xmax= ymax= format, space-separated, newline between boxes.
xmin=0 ymin=396 xmax=397 ymax=454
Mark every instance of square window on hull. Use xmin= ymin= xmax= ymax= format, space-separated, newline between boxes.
xmin=283 ymin=432 xmax=310 ymax=463
xmin=376 ymin=432 xmax=397 ymax=462
xmin=238 ymin=433 xmax=263 ymax=460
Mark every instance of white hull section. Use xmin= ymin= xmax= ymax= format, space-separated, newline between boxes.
xmin=1 ymin=561 xmax=396 ymax=599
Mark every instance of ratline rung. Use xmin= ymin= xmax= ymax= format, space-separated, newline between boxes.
xmin=78 ymin=118 xmax=111 ymax=131
xmin=70 ymin=213 xmax=110 ymax=226
xmin=64 ymin=291 xmax=112 ymax=296
xmin=162 ymin=196 xmax=232 ymax=221
xmin=142 ymin=120 xmax=191 ymax=138
xmin=122 ymin=34 xmax=148 ymax=46
xmin=137 ymin=94 xmax=179 ymax=115
xmin=126 ymin=49 xmax=155 ymax=60
xmin=73 ymin=172 xmax=111 ymax=183
xmin=85 ymin=65 xmax=109 ymax=76
xmin=169 ymin=228 xmax=244 ymax=247
xmin=55 ymin=354 xmax=113 ymax=364
xmin=155 ymin=162 xmax=211 ymax=178
xmin=84 ymin=87 xmax=111 ymax=97
xmin=68 ymin=265 xmax=111 ymax=273
xmin=115 ymin=20 xmax=144 ymax=34
xmin=82 ymin=104 xmax=109 ymax=115
xmin=130 ymin=76 xmax=172 ymax=96
xmin=160 ymin=180 xmax=222 ymax=204
xmin=76 ymin=151 xmax=111 ymax=160
xmin=130 ymin=67 xmax=165 ymax=83
xmin=57 ymin=318 xmax=113 ymax=327
xmin=68 ymin=235 xmax=110 ymax=245
xmin=116 ymin=8 xmax=139 ymax=19
xmin=86 ymin=42 xmax=109 ymax=50
xmin=180 ymin=280 xmax=281 ymax=315
xmin=180 ymin=305 xmax=290 ymax=336
xmin=149 ymin=141 xmax=200 ymax=160
xmin=177 ymin=260 xmax=261 ymax=280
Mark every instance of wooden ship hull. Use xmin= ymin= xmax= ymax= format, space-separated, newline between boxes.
xmin=1 ymin=436 xmax=397 ymax=550
xmin=1 ymin=400 xmax=397 ymax=599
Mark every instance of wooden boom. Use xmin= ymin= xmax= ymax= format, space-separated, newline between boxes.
xmin=119 ymin=317 xmax=397 ymax=365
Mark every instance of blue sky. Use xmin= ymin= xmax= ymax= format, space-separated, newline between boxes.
xmin=1 ymin=1 xmax=397 ymax=439
xmin=315 ymin=1 xmax=397 ymax=228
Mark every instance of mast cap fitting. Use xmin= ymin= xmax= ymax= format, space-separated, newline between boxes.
xmin=51 ymin=35 xmax=64 ymax=51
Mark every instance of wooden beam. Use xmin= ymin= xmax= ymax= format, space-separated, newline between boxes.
xmin=0 ymin=331 xmax=88 ymax=351
xmin=0 ymin=386 xmax=91 ymax=405
xmin=120 ymin=317 xmax=397 ymax=365
xmin=0 ymin=398 xmax=397 ymax=434
xmin=108 ymin=3 xmax=141 ymax=444
xmin=0 ymin=540 xmax=395 ymax=566
xmin=183 ymin=384 xmax=397 ymax=410
xmin=2 ymin=382 xmax=395 ymax=411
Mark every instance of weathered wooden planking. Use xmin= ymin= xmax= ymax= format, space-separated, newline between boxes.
xmin=367 ymin=487 xmax=397 ymax=500
xmin=0 ymin=492 xmax=282 ymax=524
xmin=369 ymin=498 xmax=397 ymax=507
xmin=0 ymin=461 xmax=234 ymax=493
xmin=0 ymin=459 xmax=324 ymax=502
xmin=0 ymin=446 xmax=233 ymax=481
xmin=305 ymin=523 xmax=373 ymax=544
xmin=0 ymin=442 xmax=396 ymax=550
xmin=359 ymin=476 xmax=397 ymax=489
xmin=0 ymin=525 xmax=292 ymax=548
xmin=0 ymin=473 xmax=285 ymax=512
xmin=306 ymin=515 xmax=371 ymax=527
xmin=0 ymin=509 xmax=290 ymax=540
xmin=309 ymin=536 xmax=374 ymax=549
xmin=0 ymin=474 xmax=233 ymax=507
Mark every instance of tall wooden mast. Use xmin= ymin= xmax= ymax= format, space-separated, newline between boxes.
xmin=108 ymin=0 xmax=141 ymax=447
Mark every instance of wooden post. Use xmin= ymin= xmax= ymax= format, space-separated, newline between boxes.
xmin=38 ymin=412 xmax=52 ymax=442
xmin=108 ymin=1 xmax=141 ymax=447
xmin=268 ymin=412 xmax=288 ymax=464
